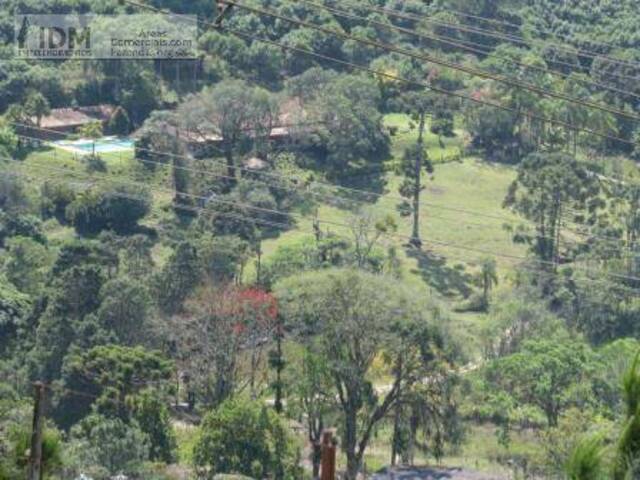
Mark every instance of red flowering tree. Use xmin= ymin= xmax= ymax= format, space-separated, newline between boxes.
xmin=230 ymin=288 xmax=279 ymax=397
xmin=172 ymin=286 xmax=278 ymax=405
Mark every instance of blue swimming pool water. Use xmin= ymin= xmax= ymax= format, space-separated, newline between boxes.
xmin=74 ymin=139 xmax=134 ymax=153
xmin=54 ymin=137 xmax=134 ymax=153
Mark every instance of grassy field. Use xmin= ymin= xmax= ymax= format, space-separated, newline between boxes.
xmin=258 ymin=114 xmax=523 ymax=282
xmin=327 ymin=420 xmax=538 ymax=476
xmin=251 ymin=114 xmax=524 ymax=360
xmin=10 ymin=143 xmax=175 ymax=244
xmin=10 ymin=116 xmax=525 ymax=356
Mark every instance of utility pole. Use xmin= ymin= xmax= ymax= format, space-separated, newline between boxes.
xmin=320 ymin=430 xmax=337 ymax=480
xmin=27 ymin=382 xmax=45 ymax=480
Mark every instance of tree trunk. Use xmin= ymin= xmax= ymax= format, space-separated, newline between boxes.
xmin=346 ymin=454 xmax=362 ymax=480
xmin=391 ymin=401 xmax=401 ymax=466
xmin=312 ymin=442 xmax=322 ymax=479
xmin=553 ymin=205 xmax=562 ymax=271
xmin=411 ymin=111 xmax=426 ymax=247
xmin=224 ymin=146 xmax=236 ymax=190
xmin=483 ymin=273 xmax=489 ymax=308
xmin=408 ymin=404 xmax=419 ymax=466
xmin=344 ymin=408 xmax=360 ymax=480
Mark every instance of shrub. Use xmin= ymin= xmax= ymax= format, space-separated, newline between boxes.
xmin=65 ymin=184 xmax=150 ymax=236
xmin=40 ymin=181 xmax=76 ymax=223
xmin=85 ymin=154 xmax=108 ymax=173
xmin=193 ymin=398 xmax=301 ymax=479
xmin=108 ymin=106 xmax=132 ymax=136
xmin=70 ymin=414 xmax=150 ymax=478
xmin=0 ymin=213 xmax=46 ymax=247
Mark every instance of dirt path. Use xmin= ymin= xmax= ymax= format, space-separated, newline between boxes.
xmin=371 ymin=466 xmax=507 ymax=480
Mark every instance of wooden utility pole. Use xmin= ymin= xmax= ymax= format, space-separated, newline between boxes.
xmin=320 ymin=430 xmax=337 ymax=480
xmin=27 ymin=382 xmax=45 ymax=480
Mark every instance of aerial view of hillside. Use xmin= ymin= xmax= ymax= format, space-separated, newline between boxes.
xmin=1 ymin=0 xmax=640 ymax=479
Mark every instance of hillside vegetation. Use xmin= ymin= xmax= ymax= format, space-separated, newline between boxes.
xmin=1 ymin=1 xmax=640 ymax=479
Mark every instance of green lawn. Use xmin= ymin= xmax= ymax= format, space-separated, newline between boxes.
xmin=247 ymin=114 xmax=526 ymax=361
xmin=258 ymin=115 xmax=523 ymax=296
xmin=11 ymin=143 xmax=177 ymax=248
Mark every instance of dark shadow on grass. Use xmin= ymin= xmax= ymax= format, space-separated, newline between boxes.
xmin=406 ymin=246 xmax=474 ymax=298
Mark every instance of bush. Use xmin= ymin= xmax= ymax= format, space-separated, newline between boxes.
xmin=65 ymin=184 xmax=150 ymax=236
xmin=70 ymin=414 xmax=150 ymax=478
xmin=85 ymin=154 xmax=108 ymax=173
xmin=0 ymin=213 xmax=46 ymax=247
xmin=40 ymin=181 xmax=76 ymax=223
xmin=8 ymin=424 xmax=63 ymax=478
xmin=132 ymin=391 xmax=177 ymax=464
xmin=108 ymin=106 xmax=132 ymax=136
xmin=193 ymin=398 xmax=301 ymax=479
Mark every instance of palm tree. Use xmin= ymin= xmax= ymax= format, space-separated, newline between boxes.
xmin=564 ymin=435 xmax=605 ymax=480
xmin=478 ymin=258 xmax=498 ymax=308
xmin=613 ymin=352 xmax=640 ymax=480
xmin=24 ymin=91 xmax=50 ymax=128
xmin=79 ymin=121 xmax=104 ymax=157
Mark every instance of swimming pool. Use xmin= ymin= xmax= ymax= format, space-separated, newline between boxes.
xmin=54 ymin=137 xmax=134 ymax=154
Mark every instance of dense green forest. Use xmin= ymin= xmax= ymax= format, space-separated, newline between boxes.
xmin=1 ymin=0 xmax=640 ymax=479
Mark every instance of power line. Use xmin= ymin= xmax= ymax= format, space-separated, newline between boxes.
xmin=13 ymin=128 xmax=633 ymax=251
xmin=13 ymin=0 xmax=632 ymax=262
xmin=220 ymin=27 xmax=640 ymax=149
xmin=296 ymin=0 xmax=640 ymax=102
xmin=118 ymin=0 xmax=640 ymax=149
xmin=334 ymin=0 xmax=640 ymax=82
xmin=4 ymin=156 xmax=640 ymax=284
xmin=428 ymin=3 xmax=640 ymax=61
xmin=384 ymin=2 xmax=640 ymax=72
xmin=222 ymin=0 xmax=640 ymax=123
xmin=8 ymin=166 xmax=640 ymax=295
xmin=7 ymin=168 xmax=639 ymax=311
xmin=8 ymin=124 xmax=527 ymax=225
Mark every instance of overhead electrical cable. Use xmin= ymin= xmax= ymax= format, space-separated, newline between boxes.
xmin=118 ymin=0 xmax=640 ymax=150
xmin=219 ymin=0 xmax=640 ymax=123
xmin=12 ymin=126 xmax=634 ymax=250
xmin=4 ymin=156 xmax=640 ymax=284
xmin=295 ymin=0 xmax=640 ymax=102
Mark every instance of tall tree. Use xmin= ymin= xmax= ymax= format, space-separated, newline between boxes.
xmin=397 ymin=76 xmax=438 ymax=246
xmin=478 ymin=258 xmax=499 ymax=309
xmin=97 ymin=276 xmax=152 ymax=346
xmin=179 ymin=80 xmax=253 ymax=188
xmin=24 ymin=91 xmax=50 ymax=128
xmin=288 ymin=349 xmax=334 ymax=478
xmin=276 ymin=269 xmax=447 ymax=479
xmin=614 ymin=353 xmax=640 ymax=479
xmin=309 ymin=74 xmax=390 ymax=173
xmin=154 ymin=241 xmax=201 ymax=315
xmin=485 ymin=337 xmax=591 ymax=427
xmin=504 ymin=152 xmax=601 ymax=269
xmin=59 ymin=344 xmax=173 ymax=428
